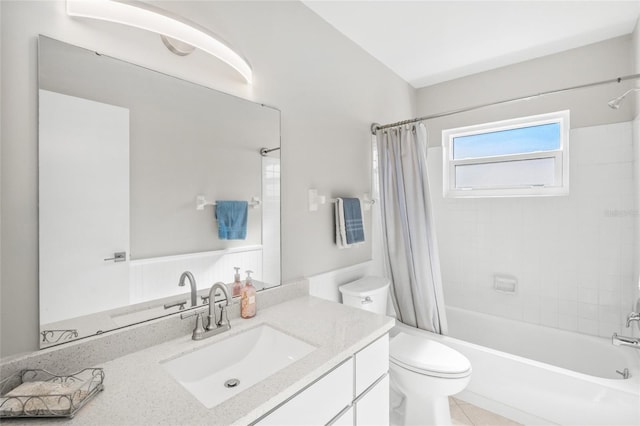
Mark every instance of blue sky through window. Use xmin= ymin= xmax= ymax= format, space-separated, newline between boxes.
xmin=452 ymin=122 xmax=560 ymax=160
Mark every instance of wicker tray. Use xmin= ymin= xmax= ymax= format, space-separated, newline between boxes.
xmin=0 ymin=368 xmax=104 ymax=418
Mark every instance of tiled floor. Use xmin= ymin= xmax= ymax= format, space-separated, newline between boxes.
xmin=449 ymin=397 xmax=522 ymax=426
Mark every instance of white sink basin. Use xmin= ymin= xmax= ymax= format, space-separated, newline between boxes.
xmin=162 ymin=324 xmax=316 ymax=408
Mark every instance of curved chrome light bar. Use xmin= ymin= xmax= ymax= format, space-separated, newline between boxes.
xmin=66 ymin=0 xmax=253 ymax=84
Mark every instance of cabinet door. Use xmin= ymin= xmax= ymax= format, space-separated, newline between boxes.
xmin=355 ymin=335 xmax=389 ymax=396
xmin=257 ymin=358 xmax=353 ymax=425
xmin=356 ymin=374 xmax=389 ymax=426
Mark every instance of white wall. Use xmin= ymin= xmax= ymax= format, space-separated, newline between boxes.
xmin=417 ymin=36 xmax=637 ymax=339
xmin=416 ymin=36 xmax=634 ymax=148
xmin=308 ymin=261 xmax=377 ymax=303
xmin=0 ymin=1 xmax=414 ymax=357
xmin=429 ymin=122 xmax=634 ymax=338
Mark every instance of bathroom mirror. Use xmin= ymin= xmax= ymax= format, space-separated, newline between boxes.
xmin=37 ymin=36 xmax=280 ymax=348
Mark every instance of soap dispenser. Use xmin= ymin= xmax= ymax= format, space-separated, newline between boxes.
xmin=240 ymin=270 xmax=257 ymax=319
xmin=232 ymin=267 xmax=243 ymax=297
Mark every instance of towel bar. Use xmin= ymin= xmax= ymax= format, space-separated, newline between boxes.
xmin=308 ymin=190 xmax=375 ymax=212
xmin=196 ymin=195 xmax=261 ymax=211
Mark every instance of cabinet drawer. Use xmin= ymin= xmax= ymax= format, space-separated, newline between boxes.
xmin=329 ymin=405 xmax=354 ymax=426
xmin=355 ymin=374 xmax=389 ymax=426
xmin=257 ymin=358 xmax=354 ymax=425
xmin=355 ymin=335 xmax=388 ymax=396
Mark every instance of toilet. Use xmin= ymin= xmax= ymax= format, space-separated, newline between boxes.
xmin=339 ymin=276 xmax=472 ymax=426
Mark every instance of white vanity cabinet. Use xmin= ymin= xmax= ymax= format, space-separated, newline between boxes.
xmin=256 ymin=334 xmax=389 ymax=426
xmin=353 ymin=335 xmax=389 ymax=426
xmin=257 ymin=358 xmax=354 ymax=425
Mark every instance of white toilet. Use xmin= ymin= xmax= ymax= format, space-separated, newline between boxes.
xmin=339 ymin=276 xmax=472 ymax=426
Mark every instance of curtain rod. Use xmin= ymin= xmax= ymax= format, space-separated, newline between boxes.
xmin=370 ymin=73 xmax=640 ymax=135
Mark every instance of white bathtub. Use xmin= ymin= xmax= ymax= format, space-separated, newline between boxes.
xmin=393 ymin=307 xmax=640 ymax=425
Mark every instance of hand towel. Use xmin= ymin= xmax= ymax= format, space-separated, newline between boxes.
xmin=335 ymin=198 xmax=348 ymax=249
xmin=342 ymin=197 xmax=365 ymax=244
xmin=335 ymin=197 xmax=365 ymax=248
xmin=215 ymin=201 xmax=248 ymax=240
xmin=0 ymin=380 xmax=86 ymax=415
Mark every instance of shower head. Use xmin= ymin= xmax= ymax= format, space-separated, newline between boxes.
xmin=608 ymin=88 xmax=640 ymax=109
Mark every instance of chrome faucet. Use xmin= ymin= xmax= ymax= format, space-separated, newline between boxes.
xmin=178 ymin=271 xmax=198 ymax=307
xmin=626 ymin=311 xmax=640 ymax=328
xmin=207 ymin=282 xmax=230 ymax=330
xmin=612 ymin=333 xmax=640 ymax=349
xmin=181 ymin=281 xmax=231 ymax=341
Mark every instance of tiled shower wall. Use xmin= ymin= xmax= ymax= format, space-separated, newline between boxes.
xmin=428 ymin=121 xmax=636 ymax=338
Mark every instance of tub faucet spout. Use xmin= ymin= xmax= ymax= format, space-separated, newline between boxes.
xmin=612 ymin=333 xmax=640 ymax=349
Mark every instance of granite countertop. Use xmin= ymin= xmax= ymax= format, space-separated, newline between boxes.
xmin=3 ymin=296 xmax=394 ymax=425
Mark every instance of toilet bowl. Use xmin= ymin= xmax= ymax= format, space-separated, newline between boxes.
xmin=389 ymin=328 xmax=471 ymax=425
xmin=339 ymin=276 xmax=472 ymax=426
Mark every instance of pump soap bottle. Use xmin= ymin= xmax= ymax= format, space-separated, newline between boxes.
xmin=240 ymin=270 xmax=257 ymax=319
xmin=232 ymin=267 xmax=243 ymax=298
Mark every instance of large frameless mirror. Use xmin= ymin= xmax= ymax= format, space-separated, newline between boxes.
xmin=38 ymin=36 xmax=280 ymax=348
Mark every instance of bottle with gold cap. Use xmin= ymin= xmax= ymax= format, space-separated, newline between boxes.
xmin=240 ymin=270 xmax=256 ymax=318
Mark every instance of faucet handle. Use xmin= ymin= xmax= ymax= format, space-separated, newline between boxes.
xmin=164 ymin=300 xmax=187 ymax=311
xmin=191 ymin=312 xmax=206 ymax=340
xmin=217 ymin=303 xmax=230 ymax=327
xmin=201 ymin=295 xmax=210 ymax=304
xmin=626 ymin=311 xmax=640 ymax=328
xmin=180 ymin=307 xmax=207 ymax=320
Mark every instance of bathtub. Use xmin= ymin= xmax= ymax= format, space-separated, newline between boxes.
xmin=392 ymin=307 xmax=640 ymax=425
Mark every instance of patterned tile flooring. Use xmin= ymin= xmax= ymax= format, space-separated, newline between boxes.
xmin=449 ymin=397 xmax=522 ymax=426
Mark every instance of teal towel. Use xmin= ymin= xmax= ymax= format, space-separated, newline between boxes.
xmin=215 ymin=201 xmax=248 ymax=240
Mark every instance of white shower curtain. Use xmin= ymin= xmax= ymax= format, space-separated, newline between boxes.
xmin=375 ymin=123 xmax=447 ymax=334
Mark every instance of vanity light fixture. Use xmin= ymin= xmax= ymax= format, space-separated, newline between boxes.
xmin=66 ymin=0 xmax=253 ymax=84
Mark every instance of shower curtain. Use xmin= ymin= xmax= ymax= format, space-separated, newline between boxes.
xmin=375 ymin=123 xmax=447 ymax=334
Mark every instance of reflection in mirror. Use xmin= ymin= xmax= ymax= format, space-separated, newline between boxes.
xmin=38 ymin=36 xmax=280 ymax=348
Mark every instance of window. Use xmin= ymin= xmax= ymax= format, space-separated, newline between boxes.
xmin=442 ymin=110 xmax=569 ymax=197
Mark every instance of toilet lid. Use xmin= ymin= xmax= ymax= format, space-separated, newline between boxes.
xmin=390 ymin=332 xmax=471 ymax=379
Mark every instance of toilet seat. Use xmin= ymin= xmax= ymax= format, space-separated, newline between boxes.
xmin=390 ymin=332 xmax=472 ymax=379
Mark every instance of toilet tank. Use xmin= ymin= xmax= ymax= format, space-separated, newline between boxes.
xmin=339 ymin=276 xmax=390 ymax=315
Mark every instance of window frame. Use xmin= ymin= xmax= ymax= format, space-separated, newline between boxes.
xmin=442 ymin=110 xmax=570 ymax=198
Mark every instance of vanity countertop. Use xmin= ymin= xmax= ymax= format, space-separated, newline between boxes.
xmin=3 ymin=296 xmax=394 ymax=425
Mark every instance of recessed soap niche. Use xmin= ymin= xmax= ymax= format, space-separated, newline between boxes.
xmin=493 ymin=274 xmax=518 ymax=295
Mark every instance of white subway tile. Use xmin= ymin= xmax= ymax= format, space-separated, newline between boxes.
xmin=598 ymin=275 xmax=622 ymax=293
xmin=558 ymin=285 xmax=578 ymax=301
xmin=558 ymin=314 xmax=578 ymax=332
xmin=598 ymin=305 xmax=621 ymax=325
xmin=578 ymin=318 xmax=599 ymax=336
xmin=558 ymin=300 xmax=578 ymax=316
xmin=431 ymin=121 xmax=635 ymax=339
xmin=540 ymin=310 xmax=559 ymax=328
xmin=540 ymin=296 xmax=559 ymax=312
xmin=578 ymin=287 xmax=598 ymax=304
xmin=523 ymin=307 xmax=540 ymax=324
xmin=578 ymin=302 xmax=598 ymax=320
xmin=597 ymin=322 xmax=621 ymax=338
xmin=598 ymin=289 xmax=621 ymax=307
